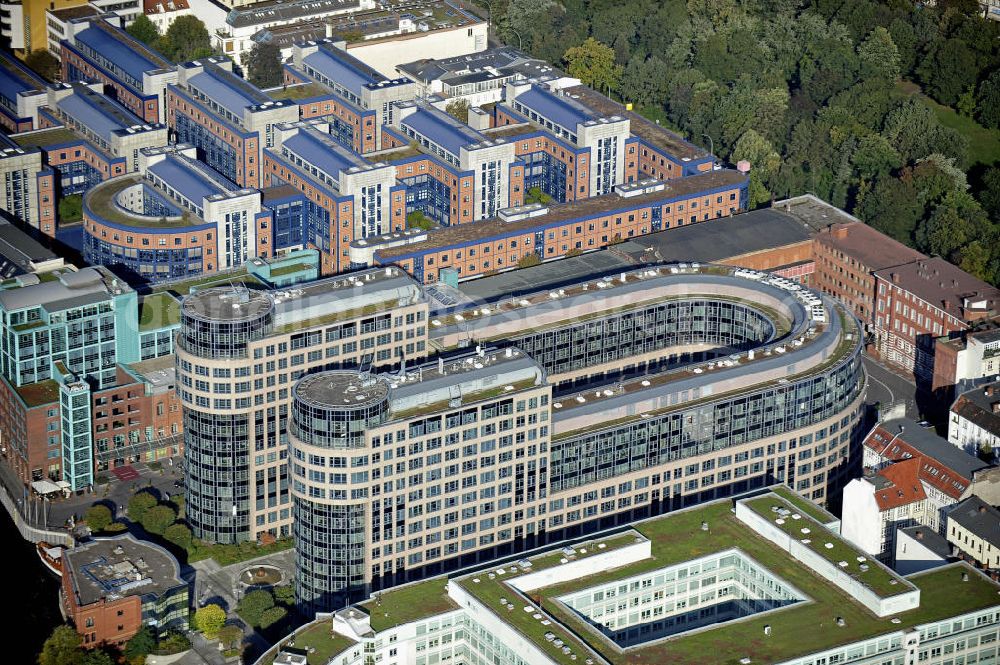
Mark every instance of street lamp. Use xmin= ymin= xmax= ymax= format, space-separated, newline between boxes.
xmin=508 ymin=26 xmax=523 ymax=50
xmin=702 ymin=133 xmax=715 ymax=159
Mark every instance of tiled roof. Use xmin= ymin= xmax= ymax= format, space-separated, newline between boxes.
xmin=814 ymin=222 xmax=924 ymax=272
xmin=864 ymin=418 xmax=990 ymax=500
xmin=872 ymin=458 xmax=926 ymax=511
xmin=952 ymin=382 xmax=1000 ymax=439
xmin=874 ymin=257 xmax=1000 ymax=321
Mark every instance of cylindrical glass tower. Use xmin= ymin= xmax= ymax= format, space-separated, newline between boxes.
xmin=289 ymin=371 xmax=390 ymax=613
xmin=179 ymin=288 xmax=274 ymax=543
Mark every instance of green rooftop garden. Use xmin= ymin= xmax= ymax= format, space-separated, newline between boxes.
xmin=268 ymin=262 xmax=314 ymax=278
xmin=86 ymin=178 xmax=200 ymax=229
xmin=743 ymin=495 xmax=912 ymax=598
xmin=361 ymin=578 xmax=457 ymax=632
xmin=16 ymin=379 xmax=60 ymax=407
xmin=152 ymin=269 xmax=257 ymax=296
xmin=768 ymin=483 xmax=838 ymax=524
xmin=138 ymin=292 xmax=181 ymax=330
xmin=11 ymin=127 xmax=81 ymax=148
xmin=455 ymin=496 xmax=1000 ymax=665
xmin=267 ymin=83 xmax=330 ymax=101
xmin=391 ymin=377 xmax=540 ymax=420
xmin=260 ymin=620 xmax=356 ymax=665
xmin=273 ymin=302 xmax=389 ymax=334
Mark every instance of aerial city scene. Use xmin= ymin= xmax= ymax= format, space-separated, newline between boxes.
xmin=2 ymin=0 xmax=1000 ymax=663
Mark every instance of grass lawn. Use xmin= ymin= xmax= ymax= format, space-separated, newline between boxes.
xmin=897 ymin=80 xmax=1000 ymax=166
xmin=361 ymin=577 xmax=457 ymax=632
xmin=261 ymin=620 xmax=356 ymax=665
xmin=459 ymin=497 xmax=1000 ymax=665
xmin=138 ymin=292 xmax=181 ymax=330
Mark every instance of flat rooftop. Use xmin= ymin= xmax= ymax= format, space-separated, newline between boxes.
xmin=84 ymin=176 xmax=204 ymax=229
xmin=227 ymin=0 xmax=361 ymax=29
xmin=294 ymin=371 xmax=390 ymax=409
xmin=301 ymin=42 xmax=386 ymax=99
xmin=186 ymin=65 xmax=273 ymax=118
xmin=614 ymin=206 xmax=814 ymax=264
xmin=374 ymin=169 xmax=747 ymax=259
xmin=56 ymin=85 xmax=151 ymax=145
xmin=64 ymin=534 xmax=184 ymax=607
xmin=182 ymin=286 xmax=274 ymax=322
xmin=461 ymin=495 xmax=998 ymax=665
xmin=397 ymin=46 xmax=558 ymax=85
xmin=400 ymin=104 xmax=485 ymax=157
xmin=10 ymin=126 xmax=85 ymax=149
xmin=73 ymin=21 xmax=171 ymax=82
xmin=564 ymin=84 xmax=708 ymax=161
xmin=0 ymin=219 xmax=60 ymax=275
xmin=511 ymin=84 xmax=597 ymax=131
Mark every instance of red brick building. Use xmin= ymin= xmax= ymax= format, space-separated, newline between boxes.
xmin=873 ymin=258 xmax=1000 ymax=384
xmin=812 ymin=222 xmax=923 ymax=334
xmin=62 ymin=534 xmax=188 ymax=648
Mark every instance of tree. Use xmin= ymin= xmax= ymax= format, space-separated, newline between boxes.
xmin=163 ymin=523 xmax=193 ymax=551
xmin=163 ymin=15 xmax=212 ymax=63
xmin=731 ymin=129 xmax=781 ymax=208
xmin=193 ymin=604 xmax=226 ymax=639
xmin=445 ymin=98 xmax=470 ymax=124
xmin=258 ymin=606 xmax=287 ymax=631
xmin=917 ymin=38 xmax=979 ymax=106
xmin=140 ymin=504 xmax=177 ymax=535
xmin=274 ymin=584 xmax=295 ymax=606
xmin=563 ymin=38 xmax=622 ymax=94
xmin=406 ymin=210 xmax=435 ymax=231
xmin=127 ymin=491 xmax=158 ymax=523
xmin=858 ymin=27 xmax=900 ymax=82
xmin=882 ymin=99 xmax=968 ymax=166
xmin=237 ymin=589 xmax=275 ymax=628
xmin=245 ymin=42 xmax=282 ymax=89
xmin=976 ymin=71 xmax=1000 ymax=129
xmin=977 ymin=166 xmax=1000 ymax=218
xmin=58 ymin=195 xmax=83 ymax=224
xmin=517 ymin=252 xmax=541 ymax=268
xmin=217 ymin=625 xmax=243 ymax=651
xmin=620 ymin=56 xmax=670 ymax=108
xmin=127 ymin=14 xmax=160 ymax=45
xmin=85 ymin=505 xmax=113 ymax=533
xmin=124 ymin=626 xmax=156 ymax=662
xmin=38 ymin=626 xmax=81 ymax=665
xmin=25 ymin=50 xmax=59 ymax=82
xmin=80 ymin=650 xmax=115 ymax=665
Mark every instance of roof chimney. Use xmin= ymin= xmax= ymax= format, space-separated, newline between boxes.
xmin=980 ymin=504 xmax=988 ymax=514
xmin=915 ymin=530 xmax=923 ymax=540
xmin=891 ymin=273 xmax=900 ymax=284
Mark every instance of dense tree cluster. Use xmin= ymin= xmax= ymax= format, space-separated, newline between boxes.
xmin=126 ymin=14 xmax=214 ymax=63
xmin=489 ymin=0 xmax=1000 ymax=284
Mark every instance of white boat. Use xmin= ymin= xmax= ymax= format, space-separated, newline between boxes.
xmin=36 ymin=542 xmax=64 ymax=577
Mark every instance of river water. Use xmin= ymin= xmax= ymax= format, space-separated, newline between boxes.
xmin=4 ymin=513 xmax=62 ymax=663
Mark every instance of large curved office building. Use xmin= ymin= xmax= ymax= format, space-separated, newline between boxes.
xmin=276 ymin=264 xmax=866 ymax=612
xmin=82 ymin=146 xmax=263 ymax=283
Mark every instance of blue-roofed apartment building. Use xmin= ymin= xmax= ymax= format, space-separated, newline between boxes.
xmin=284 ymin=39 xmax=417 ymax=154
xmin=43 ymin=82 xmax=168 ymax=173
xmin=60 ymin=17 xmax=177 ymax=124
xmin=262 ymin=119 xmax=403 ymax=274
xmin=167 ymin=58 xmax=299 ymax=189
xmin=498 ymin=80 xmax=635 ymax=200
xmin=390 ymin=101 xmax=521 ymax=222
xmin=82 ymin=144 xmax=267 ymax=284
xmin=0 ymin=51 xmax=48 ymax=134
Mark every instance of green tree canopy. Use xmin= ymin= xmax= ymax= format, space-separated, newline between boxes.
xmin=140 ymin=504 xmax=177 ymax=535
xmin=245 ymin=42 xmax=282 ymax=89
xmin=163 ymin=15 xmax=212 ymax=63
xmin=163 ymin=522 xmax=193 ymax=551
xmin=258 ymin=606 xmax=287 ymax=631
xmin=976 ymin=70 xmax=1000 ymax=129
xmin=858 ymin=27 xmax=900 ymax=81
xmin=38 ymin=626 xmax=81 ymax=665
xmin=127 ymin=491 xmax=158 ymax=523
xmin=84 ymin=504 xmax=113 ymax=533
xmin=563 ymin=38 xmax=622 ymax=94
xmin=127 ymin=15 xmax=160 ymax=45
xmin=194 ymin=604 xmax=226 ymax=639
xmin=218 ymin=625 xmax=243 ymax=650
xmin=237 ymin=589 xmax=275 ymax=628
xmin=124 ymin=625 xmax=156 ymax=661
xmin=445 ymin=98 xmax=471 ymax=124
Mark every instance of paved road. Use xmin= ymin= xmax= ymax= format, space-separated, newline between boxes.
xmin=0 ymin=455 xmax=184 ymax=532
xmin=862 ymin=355 xmax=921 ymax=420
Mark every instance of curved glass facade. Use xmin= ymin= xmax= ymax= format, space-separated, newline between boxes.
xmin=289 ymin=371 xmax=391 ymax=610
xmin=184 ymin=409 xmax=251 ymax=542
xmin=549 ymin=339 xmax=863 ymax=493
xmin=180 ymin=289 xmax=274 ymax=359
xmin=508 ymin=299 xmax=777 ymax=377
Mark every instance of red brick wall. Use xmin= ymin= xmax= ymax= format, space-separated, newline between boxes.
xmin=63 ymin=571 xmax=142 ymax=649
